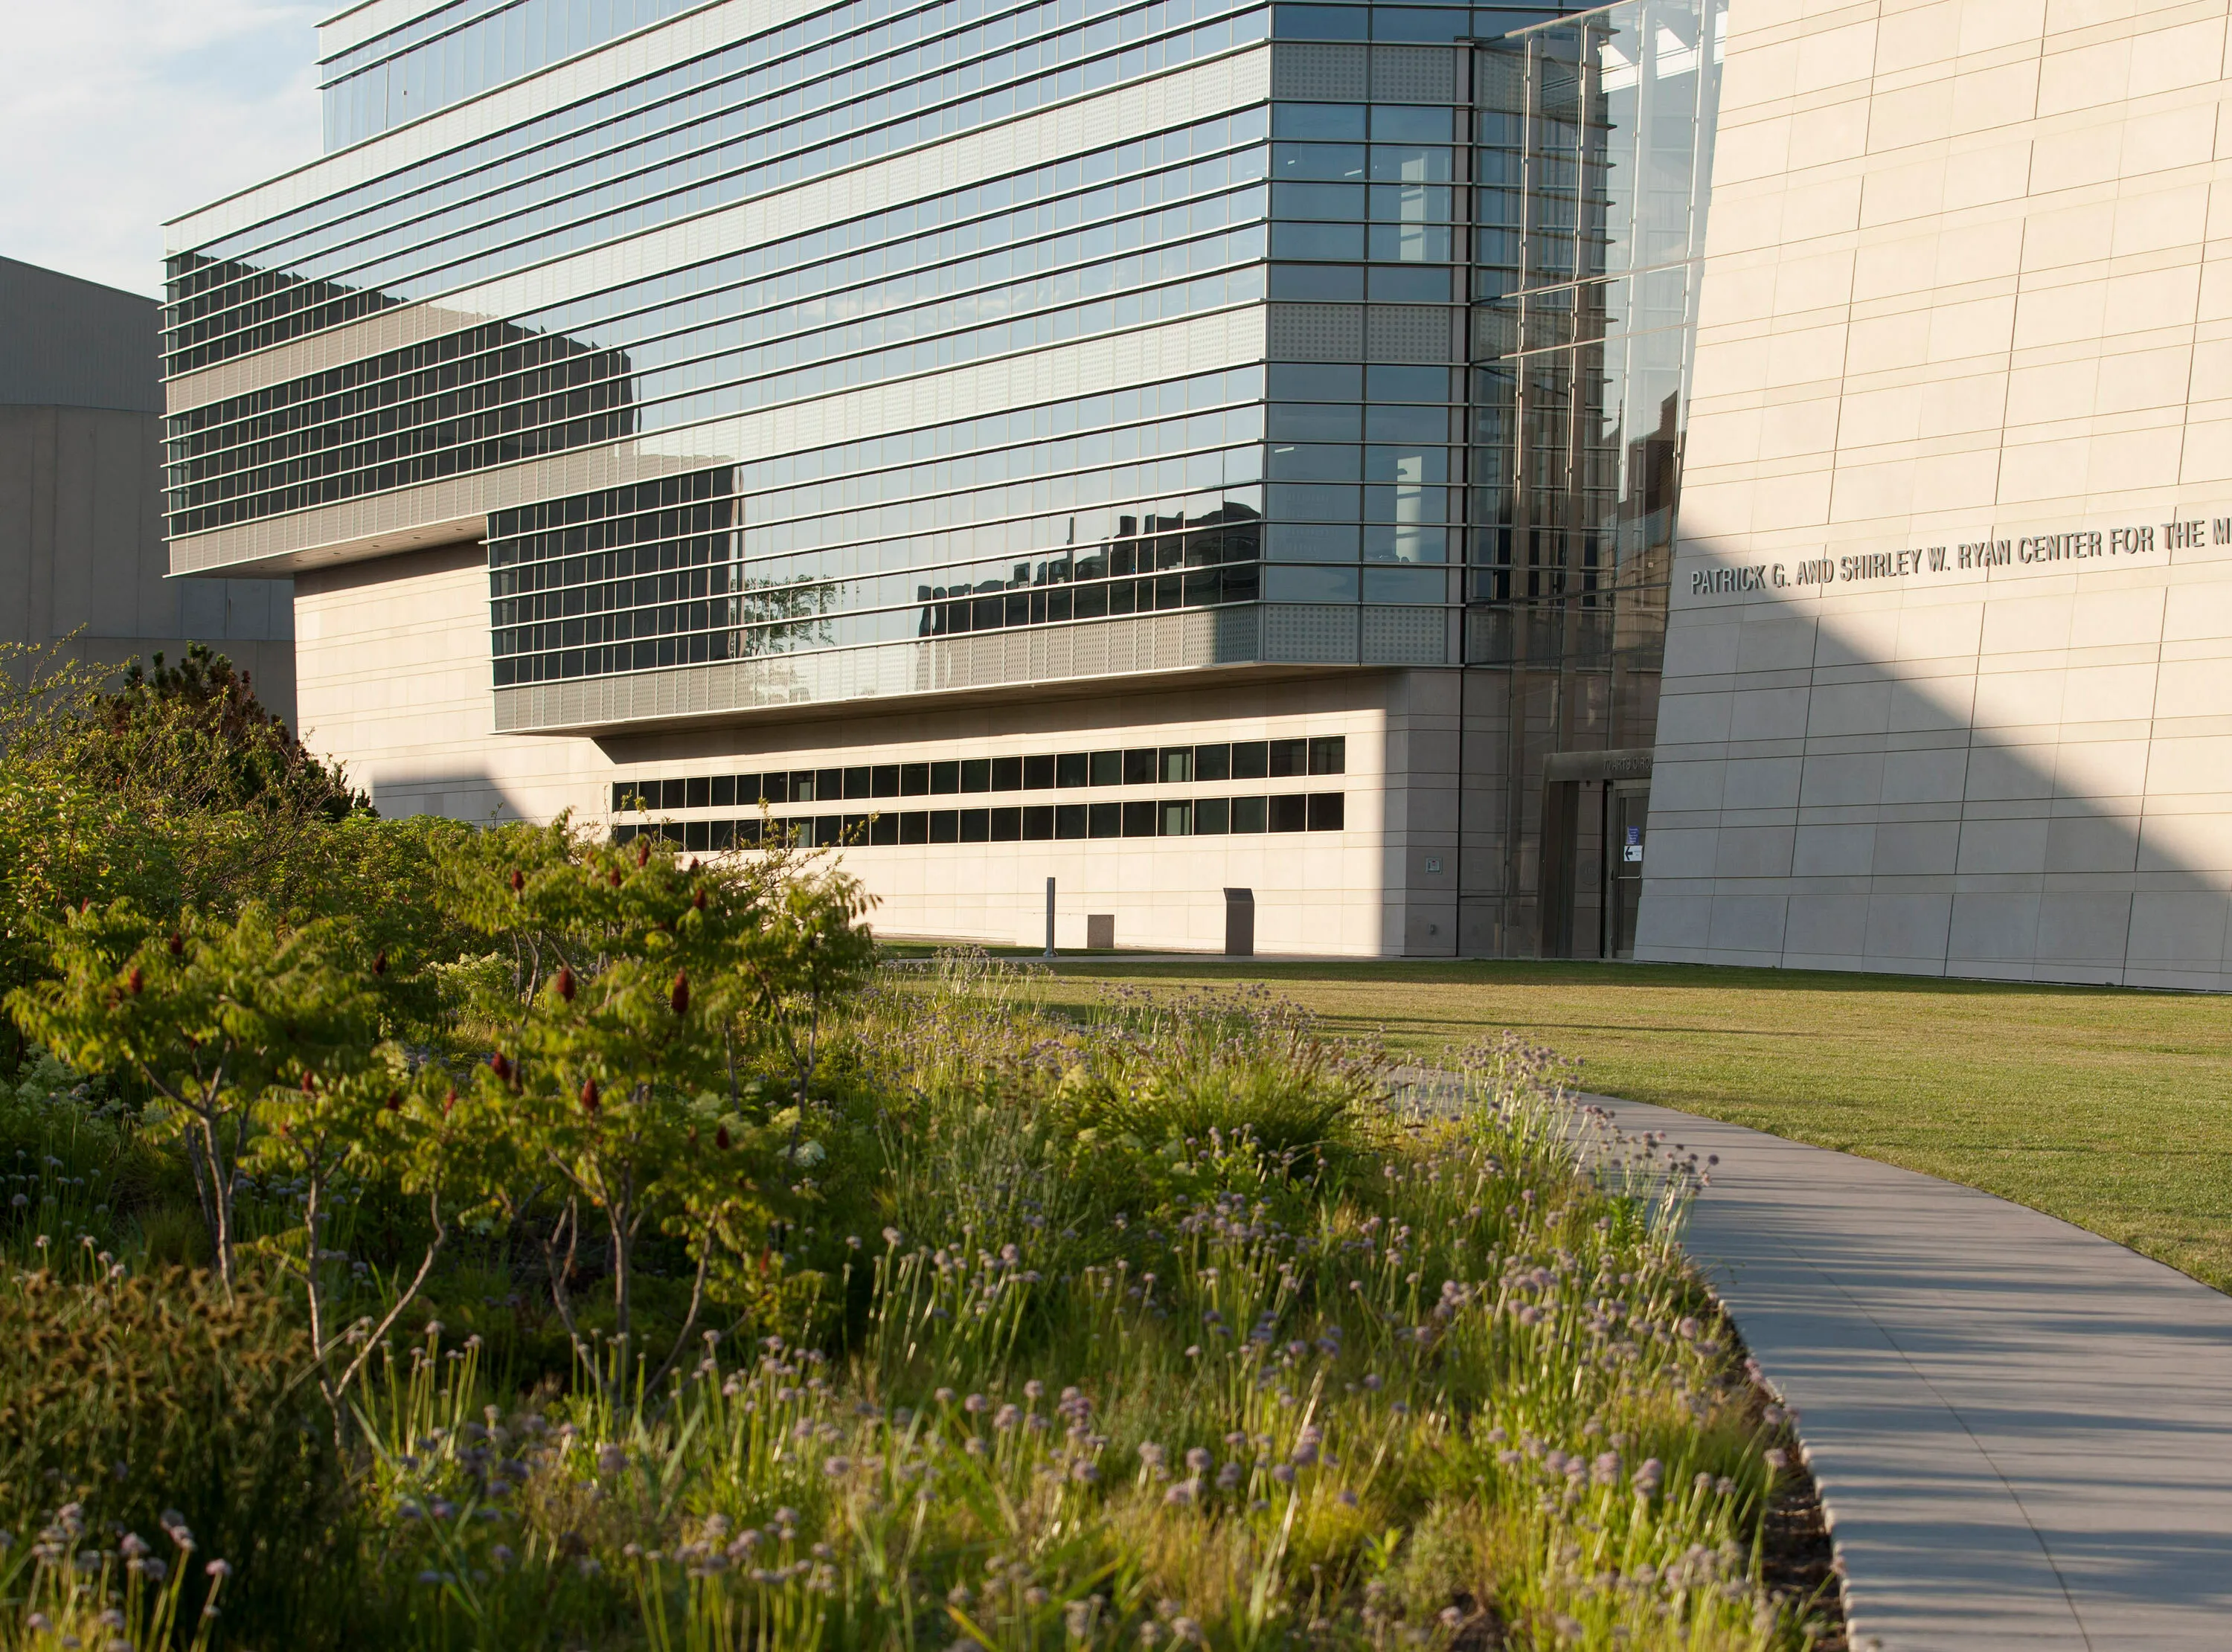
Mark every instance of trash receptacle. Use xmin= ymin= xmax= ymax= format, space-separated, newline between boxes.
xmin=1223 ymin=887 xmax=1254 ymax=958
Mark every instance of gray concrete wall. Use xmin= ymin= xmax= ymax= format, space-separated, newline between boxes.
xmin=1 ymin=260 xmax=297 ymax=724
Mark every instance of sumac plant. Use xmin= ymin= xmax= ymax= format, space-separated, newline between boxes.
xmin=9 ymin=902 xmax=449 ymax=1423
xmin=437 ymin=819 xmax=873 ymax=1391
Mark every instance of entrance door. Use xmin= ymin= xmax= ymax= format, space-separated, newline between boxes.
xmin=1607 ymin=782 xmax=1649 ymax=960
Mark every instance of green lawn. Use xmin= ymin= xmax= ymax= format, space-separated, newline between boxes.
xmin=1022 ymin=959 xmax=2232 ymax=1293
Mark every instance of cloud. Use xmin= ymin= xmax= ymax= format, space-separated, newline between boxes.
xmin=0 ymin=0 xmax=326 ymax=298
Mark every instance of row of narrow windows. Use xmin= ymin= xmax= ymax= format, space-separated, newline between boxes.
xmin=613 ymin=792 xmax=1347 ymax=849
xmin=612 ymin=736 xmax=1347 ymax=812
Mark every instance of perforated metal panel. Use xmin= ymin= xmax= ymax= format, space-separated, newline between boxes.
xmin=1213 ymin=603 xmax=1261 ymax=661
xmin=1474 ymin=49 xmax=1525 ymax=114
xmin=1370 ymin=47 xmax=1457 ymax=103
xmin=1361 ymin=604 xmax=1448 ymax=664
xmin=1471 ymin=308 xmax=1519 ymax=357
xmin=1271 ymin=42 xmax=1369 ymax=100
xmin=1364 ymin=306 xmax=1454 ymax=364
xmin=1267 ymin=303 xmax=1364 ymax=361
xmin=494 ymin=608 xmax=1253 ymax=733
xmin=1262 ymin=603 xmax=1359 ymax=663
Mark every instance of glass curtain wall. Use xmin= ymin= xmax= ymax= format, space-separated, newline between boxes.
xmin=1463 ymin=0 xmax=1724 ymax=955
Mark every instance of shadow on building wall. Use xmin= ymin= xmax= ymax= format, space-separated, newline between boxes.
xmin=1636 ymin=569 xmax=2231 ymax=991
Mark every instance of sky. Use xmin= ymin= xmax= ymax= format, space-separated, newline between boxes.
xmin=0 ymin=0 xmax=328 ymax=300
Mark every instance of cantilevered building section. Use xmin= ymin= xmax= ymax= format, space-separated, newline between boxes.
xmin=165 ymin=0 xmax=1723 ymax=957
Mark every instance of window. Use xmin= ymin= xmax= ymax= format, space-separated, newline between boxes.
xmin=1161 ymin=747 xmax=1193 ymax=783
xmin=1270 ymin=402 xmax=1363 ymax=442
xmin=1232 ymin=741 xmax=1269 ymax=780
xmin=1270 ymin=362 xmax=1364 ymax=400
xmin=1270 ymin=739 xmax=1308 ymax=778
xmin=1195 ymin=797 xmax=1231 ymax=834
xmin=1056 ymin=752 xmax=1089 ymax=788
xmin=960 ymin=809 xmax=990 ymax=841
xmin=902 ymin=763 xmax=930 ymax=795
xmin=1024 ymin=754 xmax=1055 ymax=789
xmin=1263 ymin=565 xmax=1359 ymax=601
xmin=1121 ymin=801 xmax=1157 ymax=836
xmin=1269 ymin=524 xmax=1362 ymax=562
xmin=872 ymin=765 xmax=901 ymax=797
xmin=816 ymin=768 xmax=843 ymax=802
xmin=901 ymin=813 xmax=930 ymax=843
xmin=1089 ymin=751 xmax=1122 ymax=786
xmin=931 ymin=761 xmax=960 ymax=794
xmin=1271 ymin=103 xmax=1367 ymax=141
xmin=1270 ymin=445 xmax=1362 ymax=482
xmin=1270 ymin=795 xmax=1309 ymax=832
xmin=1309 ymin=794 xmax=1346 ymax=830
xmin=990 ymin=808 xmax=1022 ymax=841
xmin=1195 ymin=742 xmax=1231 ymax=781
xmin=1160 ymin=800 xmax=1193 ymax=836
xmin=1056 ymin=803 xmax=1088 ymax=838
xmin=991 ymin=756 xmax=1024 ymax=791
xmin=1367 ymin=364 xmax=1451 ymax=402
xmin=930 ymin=810 xmax=960 ymax=843
xmin=842 ymin=767 xmax=872 ymax=799
xmin=1309 ymin=736 xmax=1347 ymax=775
xmin=661 ymin=779 xmax=686 ymax=809
xmin=961 ymin=759 xmax=992 ymax=792
xmin=1023 ymin=806 xmax=1055 ymax=840
xmin=1272 ymin=143 xmax=1367 ymax=179
xmin=1088 ymin=802 xmax=1121 ymax=838
xmin=1364 ymin=566 xmax=1446 ymax=603
xmin=870 ymin=814 xmax=900 ymax=846
xmin=711 ymin=776 xmax=735 ymax=808
xmin=1123 ymin=749 xmax=1156 ymax=785
xmin=1271 ymin=222 xmax=1365 ymax=261
xmin=1270 ymin=263 xmax=1364 ymax=300
xmin=1231 ymin=796 xmax=1269 ymax=832
xmin=1272 ymin=4 xmax=1369 ymax=37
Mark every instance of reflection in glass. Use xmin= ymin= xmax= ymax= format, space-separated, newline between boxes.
xmin=1466 ymin=0 xmax=1727 ymax=957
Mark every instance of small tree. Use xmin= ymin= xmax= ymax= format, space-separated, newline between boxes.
xmin=10 ymin=904 xmax=449 ymax=1414
xmin=17 ymin=903 xmax=332 ymax=1291
xmin=439 ymin=818 xmax=873 ymax=1389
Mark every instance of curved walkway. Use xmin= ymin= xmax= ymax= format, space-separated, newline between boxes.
xmin=1591 ymin=1095 xmax=2232 ymax=1651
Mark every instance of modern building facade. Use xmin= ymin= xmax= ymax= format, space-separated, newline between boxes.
xmin=1638 ymin=0 xmax=2232 ymax=991
xmin=165 ymin=0 xmax=2232 ymax=983
xmin=3 ymin=257 xmax=295 ymax=720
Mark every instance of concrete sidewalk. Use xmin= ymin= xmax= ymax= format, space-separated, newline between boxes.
xmin=1591 ymin=1096 xmax=2232 ymax=1651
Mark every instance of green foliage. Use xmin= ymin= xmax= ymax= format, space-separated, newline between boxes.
xmin=0 ymin=1263 xmax=353 ymax=1646
xmin=280 ymin=983 xmax=1818 ymax=1652
xmin=10 ymin=903 xmax=400 ymax=1292
xmin=434 ymin=820 xmax=876 ymax=1385
xmin=76 ymin=644 xmax=367 ymax=824
xmin=0 ymin=716 xmax=1824 ymax=1652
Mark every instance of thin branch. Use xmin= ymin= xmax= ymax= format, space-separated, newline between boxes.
xmin=641 ymin=1214 xmax=719 ymax=1402
xmin=330 ymin=1190 xmax=450 ymax=1398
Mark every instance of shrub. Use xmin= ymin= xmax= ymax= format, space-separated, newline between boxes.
xmin=0 ymin=1265 xmax=355 ymax=1645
